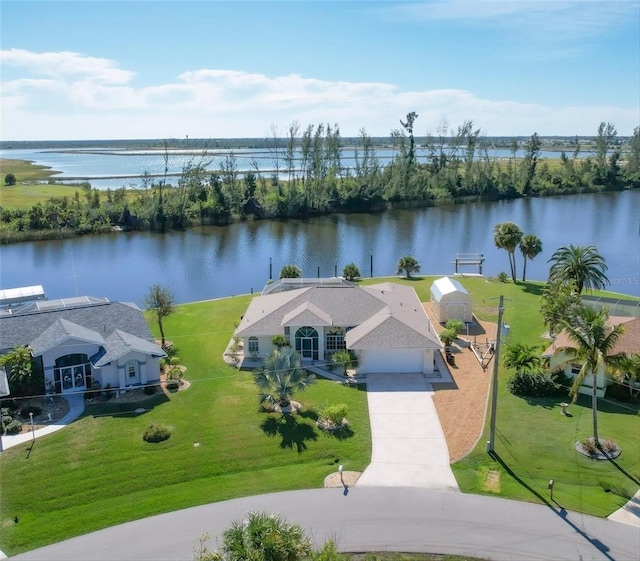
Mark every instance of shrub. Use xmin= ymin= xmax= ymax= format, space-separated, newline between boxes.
xmin=445 ymin=319 xmax=464 ymax=335
xmin=319 ymin=404 xmax=348 ymax=426
xmin=166 ymin=379 xmax=180 ymax=391
xmin=4 ymin=419 xmax=23 ymax=435
xmin=439 ymin=328 xmax=457 ymax=347
xmin=272 ymin=334 xmax=289 ymax=349
xmin=142 ymin=423 xmax=172 ymax=442
xmin=166 ymin=367 xmax=183 ymax=381
xmin=507 ymin=371 xmax=563 ymax=397
xmin=169 ymin=356 xmax=181 ymax=366
xmin=20 ymin=405 xmax=42 ymax=419
xmin=496 ymin=272 xmax=509 ymax=283
xmin=103 ymin=383 xmax=115 ymax=400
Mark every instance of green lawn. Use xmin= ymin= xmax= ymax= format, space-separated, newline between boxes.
xmin=0 ymin=294 xmax=372 ymax=555
xmin=0 ymin=277 xmax=638 ymax=556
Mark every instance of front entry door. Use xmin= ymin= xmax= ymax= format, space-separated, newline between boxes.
xmin=301 ymin=337 xmax=313 ymax=358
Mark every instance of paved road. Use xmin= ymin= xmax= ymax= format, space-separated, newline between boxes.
xmin=11 ymin=487 xmax=640 ymax=561
xmin=357 ymin=373 xmax=459 ymax=490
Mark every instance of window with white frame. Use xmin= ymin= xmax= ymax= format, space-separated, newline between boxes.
xmin=127 ymin=360 xmax=138 ymax=379
xmin=248 ymin=337 xmax=259 ymax=355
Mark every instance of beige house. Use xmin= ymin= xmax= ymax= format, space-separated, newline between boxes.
xmin=541 ymin=315 xmax=639 ymax=397
xmin=234 ymin=279 xmax=442 ymax=375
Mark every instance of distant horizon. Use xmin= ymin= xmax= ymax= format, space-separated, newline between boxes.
xmin=1 ymin=1 xmax=638 ymax=140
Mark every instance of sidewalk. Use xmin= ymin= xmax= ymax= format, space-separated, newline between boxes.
xmin=0 ymin=394 xmax=85 ymax=451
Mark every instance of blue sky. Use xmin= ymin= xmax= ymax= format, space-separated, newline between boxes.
xmin=1 ymin=0 xmax=639 ymax=140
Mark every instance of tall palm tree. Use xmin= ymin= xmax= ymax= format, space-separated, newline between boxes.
xmin=396 ymin=255 xmax=420 ymax=279
xmin=519 ymin=234 xmax=543 ymax=282
xmin=220 ymin=511 xmax=312 ymax=561
xmin=547 ymin=244 xmax=609 ymax=294
xmin=253 ymin=348 xmax=316 ymax=408
xmin=554 ymin=306 xmax=624 ymax=445
xmin=494 ymin=222 xmax=523 ymax=282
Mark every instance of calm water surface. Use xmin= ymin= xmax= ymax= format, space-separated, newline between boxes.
xmin=1 ymin=191 xmax=638 ymax=305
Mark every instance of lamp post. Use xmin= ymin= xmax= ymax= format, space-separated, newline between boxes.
xmin=338 ymin=464 xmax=345 ymax=488
xmin=370 ymin=252 xmax=373 ymax=278
xmin=269 ymin=257 xmax=272 ymax=281
xmin=487 ymin=295 xmax=505 ymax=454
xmin=29 ymin=412 xmax=35 ymax=441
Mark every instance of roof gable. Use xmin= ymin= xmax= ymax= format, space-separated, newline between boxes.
xmin=431 ymin=277 xmax=469 ymax=301
xmin=30 ymin=318 xmax=105 ymax=356
xmin=282 ymin=302 xmax=332 ymax=327
xmin=94 ymin=329 xmax=165 ymax=366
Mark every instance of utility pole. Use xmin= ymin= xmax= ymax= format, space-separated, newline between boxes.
xmin=487 ymin=295 xmax=505 ymax=454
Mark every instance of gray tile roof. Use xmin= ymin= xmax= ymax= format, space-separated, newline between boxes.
xmin=94 ymin=329 xmax=166 ymax=366
xmin=30 ymin=318 xmax=105 ymax=355
xmin=0 ymin=300 xmax=163 ymax=361
xmin=236 ymin=282 xmax=440 ymax=350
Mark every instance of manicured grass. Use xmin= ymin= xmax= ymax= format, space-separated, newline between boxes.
xmin=370 ymin=276 xmax=639 ymax=519
xmin=1 ymin=277 xmax=638 ymax=556
xmin=0 ymin=158 xmax=86 ymax=209
xmin=0 ymin=294 xmax=371 ymax=555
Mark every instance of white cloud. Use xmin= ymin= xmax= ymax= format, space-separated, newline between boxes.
xmin=1 ymin=49 xmax=638 ymax=139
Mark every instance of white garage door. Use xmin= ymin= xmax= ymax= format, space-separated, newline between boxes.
xmin=360 ymin=349 xmax=424 ymax=373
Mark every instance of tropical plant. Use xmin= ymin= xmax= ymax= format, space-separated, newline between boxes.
xmin=144 ymin=284 xmax=175 ymax=348
xmin=328 ymin=349 xmax=357 ymax=376
xmin=218 ymin=511 xmax=312 ymax=561
xmin=444 ymin=319 xmax=464 ymax=335
xmin=342 ymin=263 xmax=361 ymax=281
xmin=613 ymin=352 xmax=640 ymax=398
xmin=5 ymin=173 xmax=16 ymax=186
xmin=503 ymin=342 xmax=542 ymax=373
xmin=539 ymin=279 xmax=581 ymax=337
xmin=519 ymin=234 xmax=542 ymax=282
xmin=507 ymin=371 xmax=562 ymax=397
xmin=547 ymin=244 xmax=609 ymax=294
xmin=279 ymin=264 xmax=302 ymax=279
xmin=496 ymin=271 xmax=509 ymax=283
xmin=439 ymin=328 xmax=457 ymax=348
xmin=493 ymin=222 xmax=523 ymax=283
xmin=271 ymin=334 xmax=289 ymax=349
xmin=0 ymin=346 xmax=33 ymax=385
xmin=253 ymin=348 xmax=316 ymax=408
xmin=396 ymin=255 xmax=420 ymax=279
xmin=553 ymin=306 xmax=625 ymax=446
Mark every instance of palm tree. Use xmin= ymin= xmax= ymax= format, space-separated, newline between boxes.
xmin=329 ymin=349 xmax=358 ymax=376
xmin=615 ymin=352 xmax=640 ymax=398
xmin=547 ymin=244 xmax=609 ymax=294
xmin=519 ymin=234 xmax=542 ymax=282
xmin=494 ymin=222 xmax=523 ymax=282
xmin=396 ymin=255 xmax=420 ymax=279
xmin=342 ymin=263 xmax=361 ymax=281
xmin=279 ymin=264 xmax=302 ymax=279
xmin=144 ymin=284 xmax=175 ymax=348
xmin=554 ymin=306 xmax=624 ymax=446
xmin=540 ymin=279 xmax=581 ymax=338
xmin=219 ymin=511 xmax=312 ymax=561
xmin=503 ymin=343 xmax=542 ymax=373
xmin=253 ymin=348 xmax=316 ymax=409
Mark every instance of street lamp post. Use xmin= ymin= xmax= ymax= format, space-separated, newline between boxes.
xmin=487 ymin=295 xmax=505 ymax=454
xmin=370 ymin=252 xmax=373 ymax=278
xmin=29 ymin=412 xmax=35 ymax=441
xmin=338 ymin=464 xmax=345 ymax=488
xmin=269 ymin=257 xmax=272 ymax=281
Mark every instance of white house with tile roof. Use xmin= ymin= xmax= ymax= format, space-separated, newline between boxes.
xmin=234 ymin=280 xmax=442 ymax=375
xmin=0 ymin=296 xmax=166 ymax=395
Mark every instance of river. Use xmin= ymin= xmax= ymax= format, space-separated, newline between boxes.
xmin=0 ymin=191 xmax=638 ymax=305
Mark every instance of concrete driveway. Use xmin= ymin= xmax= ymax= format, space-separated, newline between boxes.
xmin=356 ymin=373 xmax=459 ymax=491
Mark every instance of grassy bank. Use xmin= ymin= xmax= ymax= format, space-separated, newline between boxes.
xmin=0 ymin=277 xmax=638 ymax=556
xmin=0 ymin=158 xmax=85 ymax=210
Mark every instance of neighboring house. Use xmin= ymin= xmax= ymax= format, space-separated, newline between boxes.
xmin=541 ymin=316 xmax=640 ymax=397
xmin=430 ymin=277 xmax=473 ymax=324
xmin=234 ymin=279 xmax=442 ymax=375
xmin=0 ymin=296 xmax=166 ymax=395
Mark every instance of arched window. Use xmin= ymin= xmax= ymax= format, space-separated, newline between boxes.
xmin=295 ymin=327 xmax=318 ymax=360
xmin=248 ymin=337 xmax=259 ymax=355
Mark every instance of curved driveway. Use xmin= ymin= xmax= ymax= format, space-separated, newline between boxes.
xmin=11 ymin=488 xmax=640 ymax=561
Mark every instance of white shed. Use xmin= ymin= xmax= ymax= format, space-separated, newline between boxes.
xmin=430 ymin=277 xmax=473 ymax=323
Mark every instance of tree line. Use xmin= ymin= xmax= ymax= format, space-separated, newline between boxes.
xmin=2 ymin=119 xmax=639 ymax=242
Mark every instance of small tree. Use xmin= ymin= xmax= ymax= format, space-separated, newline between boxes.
xmin=329 ymin=349 xmax=358 ymax=376
xmin=0 ymin=346 xmax=35 ymax=395
xmin=279 ymin=264 xmax=302 ymax=279
xmin=503 ymin=342 xmax=542 ymax=374
xmin=144 ymin=284 xmax=175 ymax=349
xmin=271 ymin=334 xmax=289 ymax=349
xmin=342 ymin=263 xmax=361 ymax=281
xmin=445 ymin=319 xmax=464 ymax=335
xmin=439 ymin=328 xmax=457 ymax=349
xmin=396 ymin=255 xmax=420 ymax=279
xmin=4 ymin=173 xmax=16 ymax=186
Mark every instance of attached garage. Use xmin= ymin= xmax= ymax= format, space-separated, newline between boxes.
xmin=357 ymin=348 xmax=433 ymax=375
xmin=430 ymin=277 xmax=473 ymax=324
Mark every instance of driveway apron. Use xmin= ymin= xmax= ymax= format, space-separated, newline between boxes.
xmin=356 ymin=373 xmax=459 ymax=491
